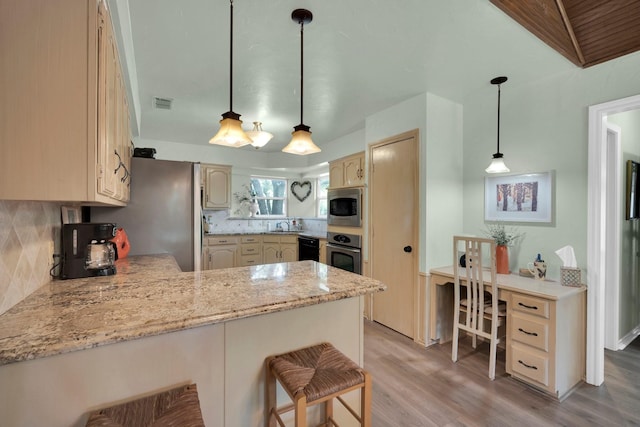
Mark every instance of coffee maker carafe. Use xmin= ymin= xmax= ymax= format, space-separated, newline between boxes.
xmin=61 ymin=223 xmax=117 ymax=279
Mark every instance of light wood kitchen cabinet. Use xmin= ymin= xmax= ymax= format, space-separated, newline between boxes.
xmin=239 ymin=235 xmax=263 ymax=267
xmin=203 ymin=235 xmax=238 ymax=270
xmin=504 ymin=289 xmax=586 ymax=400
xmin=97 ymin=3 xmax=131 ymax=202
xmin=0 ymin=0 xmax=130 ymax=205
xmin=329 ymin=152 xmax=365 ymax=188
xmin=319 ymin=239 xmax=327 ymax=264
xmin=202 ymin=164 xmax=232 ymax=209
xmin=263 ymin=234 xmax=298 ymax=264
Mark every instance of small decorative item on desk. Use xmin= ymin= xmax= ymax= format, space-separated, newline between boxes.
xmin=527 ymin=253 xmax=547 ymax=280
xmin=485 ymin=224 xmax=522 ymax=274
xmin=555 ymin=245 xmax=581 ymax=286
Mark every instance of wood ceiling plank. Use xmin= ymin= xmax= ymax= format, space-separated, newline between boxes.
xmin=490 ymin=0 xmax=582 ymax=66
xmin=491 ymin=0 xmax=640 ymax=68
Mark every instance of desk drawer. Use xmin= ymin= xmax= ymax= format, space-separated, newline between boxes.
xmin=241 ymin=243 xmax=261 ymax=255
xmin=511 ymin=313 xmax=549 ymax=352
xmin=512 ymin=293 xmax=550 ymax=319
xmin=511 ymin=344 xmax=549 ymax=387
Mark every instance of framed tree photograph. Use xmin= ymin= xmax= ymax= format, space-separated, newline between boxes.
xmin=485 ymin=171 xmax=554 ymax=223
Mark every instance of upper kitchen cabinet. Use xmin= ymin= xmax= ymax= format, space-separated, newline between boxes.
xmin=0 ymin=0 xmax=131 ymax=205
xmin=202 ymin=164 xmax=231 ymax=209
xmin=329 ymin=152 xmax=365 ymax=188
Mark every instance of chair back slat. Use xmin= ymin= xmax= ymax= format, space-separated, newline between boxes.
xmin=453 ymin=236 xmax=497 ymax=337
xmin=452 ymin=235 xmax=501 ymax=380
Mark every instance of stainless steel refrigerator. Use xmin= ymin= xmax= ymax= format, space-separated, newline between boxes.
xmin=92 ymin=157 xmax=202 ymax=272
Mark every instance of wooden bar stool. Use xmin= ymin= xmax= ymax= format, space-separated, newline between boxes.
xmin=265 ymin=342 xmax=371 ymax=427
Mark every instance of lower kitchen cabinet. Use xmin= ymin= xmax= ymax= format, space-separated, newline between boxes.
xmin=203 ymin=233 xmax=299 ymax=269
xmin=319 ymin=238 xmax=327 ymax=264
xmin=263 ymin=234 xmax=298 ymax=264
xmin=203 ymin=235 xmax=238 ymax=270
xmin=239 ymin=235 xmax=263 ymax=267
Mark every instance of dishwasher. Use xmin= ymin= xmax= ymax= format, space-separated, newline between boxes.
xmin=298 ymin=236 xmax=320 ymax=261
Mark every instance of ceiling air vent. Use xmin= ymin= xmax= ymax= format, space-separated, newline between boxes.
xmin=154 ymin=97 xmax=173 ymax=110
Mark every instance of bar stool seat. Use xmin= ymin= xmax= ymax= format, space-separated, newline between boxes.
xmin=85 ymin=383 xmax=204 ymax=427
xmin=265 ymin=342 xmax=371 ymax=427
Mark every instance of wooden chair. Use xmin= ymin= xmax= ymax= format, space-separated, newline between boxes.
xmin=451 ymin=236 xmax=505 ymax=380
xmin=265 ymin=342 xmax=371 ymax=427
xmin=85 ymin=383 xmax=205 ymax=427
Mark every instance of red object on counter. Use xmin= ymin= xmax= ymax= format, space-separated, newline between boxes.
xmin=110 ymin=228 xmax=131 ymax=260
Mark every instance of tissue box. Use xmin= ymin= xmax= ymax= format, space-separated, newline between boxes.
xmin=561 ymin=267 xmax=581 ymax=287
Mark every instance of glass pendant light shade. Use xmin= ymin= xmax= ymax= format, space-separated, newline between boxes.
xmin=486 ymin=76 xmax=509 ymax=173
xmin=282 ymin=124 xmax=321 ymax=155
xmin=246 ymin=121 xmax=274 ymax=148
xmin=485 ymin=153 xmax=510 ymax=173
xmin=210 ymin=112 xmax=252 ymax=147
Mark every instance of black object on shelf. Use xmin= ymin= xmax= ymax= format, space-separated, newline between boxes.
xmin=133 ymin=148 xmax=156 ymax=158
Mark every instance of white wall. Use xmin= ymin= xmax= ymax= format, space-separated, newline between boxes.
xmin=462 ymin=53 xmax=640 ymax=281
xmin=366 ymin=93 xmax=464 ymax=272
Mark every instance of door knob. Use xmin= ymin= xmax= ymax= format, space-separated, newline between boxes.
xmin=403 ymin=246 xmax=412 ymax=253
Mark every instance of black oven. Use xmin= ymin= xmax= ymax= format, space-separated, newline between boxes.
xmin=327 ymin=188 xmax=362 ymax=227
xmin=326 ymin=232 xmax=361 ymax=274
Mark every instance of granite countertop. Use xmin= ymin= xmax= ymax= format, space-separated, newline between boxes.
xmin=205 ymin=231 xmax=327 ymax=239
xmin=0 ymin=255 xmax=384 ymax=366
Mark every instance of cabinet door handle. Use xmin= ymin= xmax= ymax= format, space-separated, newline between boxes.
xmin=517 ymin=360 xmax=538 ymax=370
xmin=518 ymin=302 xmax=538 ymax=310
xmin=518 ymin=328 xmax=538 ymax=337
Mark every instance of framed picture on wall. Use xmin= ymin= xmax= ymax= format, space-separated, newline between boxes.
xmin=484 ymin=171 xmax=554 ymax=223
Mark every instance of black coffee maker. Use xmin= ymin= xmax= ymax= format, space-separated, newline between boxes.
xmin=61 ymin=223 xmax=117 ymax=279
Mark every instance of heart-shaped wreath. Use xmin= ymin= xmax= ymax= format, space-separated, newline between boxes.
xmin=291 ymin=180 xmax=312 ymax=202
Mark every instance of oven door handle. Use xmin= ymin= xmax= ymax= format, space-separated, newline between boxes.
xmin=327 ymin=244 xmax=361 ymax=254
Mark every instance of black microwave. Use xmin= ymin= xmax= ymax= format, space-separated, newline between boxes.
xmin=327 ymin=188 xmax=362 ymax=227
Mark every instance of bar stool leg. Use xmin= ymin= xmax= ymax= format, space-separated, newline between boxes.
xmin=265 ymin=357 xmax=277 ymax=427
xmin=361 ymin=372 xmax=372 ymax=427
xmin=325 ymin=396 xmax=333 ymax=424
xmin=294 ymin=394 xmax=307 ymax=427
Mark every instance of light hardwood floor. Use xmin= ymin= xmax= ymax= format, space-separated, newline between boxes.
xmin=364 ymin=320 xmax=640 ymax=426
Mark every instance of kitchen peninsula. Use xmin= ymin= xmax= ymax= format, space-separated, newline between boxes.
xmin=0 ymin=254 xmax=385 ymax=427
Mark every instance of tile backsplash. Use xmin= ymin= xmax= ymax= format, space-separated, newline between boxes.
xmin=0 ymin=201 xmax=60 ymax=315
xmin=203 ymin=209 xmax=327 ymax=236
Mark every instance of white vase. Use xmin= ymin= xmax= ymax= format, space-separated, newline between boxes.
xmin=249 ymin=201 xmax=259 ymax=217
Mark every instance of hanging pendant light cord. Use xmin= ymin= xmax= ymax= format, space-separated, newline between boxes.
xmin=496 ymin=82 xmax=501 ymax=154
xmin=229 ymin=0 xmax=234 ymax=113
xmin=299 ymin=20 xmax=304 ymax=125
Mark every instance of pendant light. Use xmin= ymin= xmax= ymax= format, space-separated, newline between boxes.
xmin=209 ymin=0 xmax=252 ymax=148
xmin=282 ymin=9 xmax=321 ymax=155
xmin=485 ymin=76 xmax=510 ymax=174
xmin=247 ymin=121 xmax=274 ymax=148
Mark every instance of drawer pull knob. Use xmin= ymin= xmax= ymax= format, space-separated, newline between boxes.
xmin=518 ymin=360 xmax=538 ymax=370
xmin=518 ymin=302 xmax=538 ymax=310
xmin=518 ymin=328 xmax=538 ymax=337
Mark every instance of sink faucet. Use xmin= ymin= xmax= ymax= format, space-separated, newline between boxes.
xmin=278 ymin=218 xmax=291 ymax=231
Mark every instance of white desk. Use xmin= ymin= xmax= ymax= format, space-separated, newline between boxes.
xmin=429 ymin=266 xmax=586 ymax=400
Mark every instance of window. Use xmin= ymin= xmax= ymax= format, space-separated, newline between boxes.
xmin=250 ymin=176 xmax=287 ymax=217
xmin=316 ymin=175 xmax=329 ymax=217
